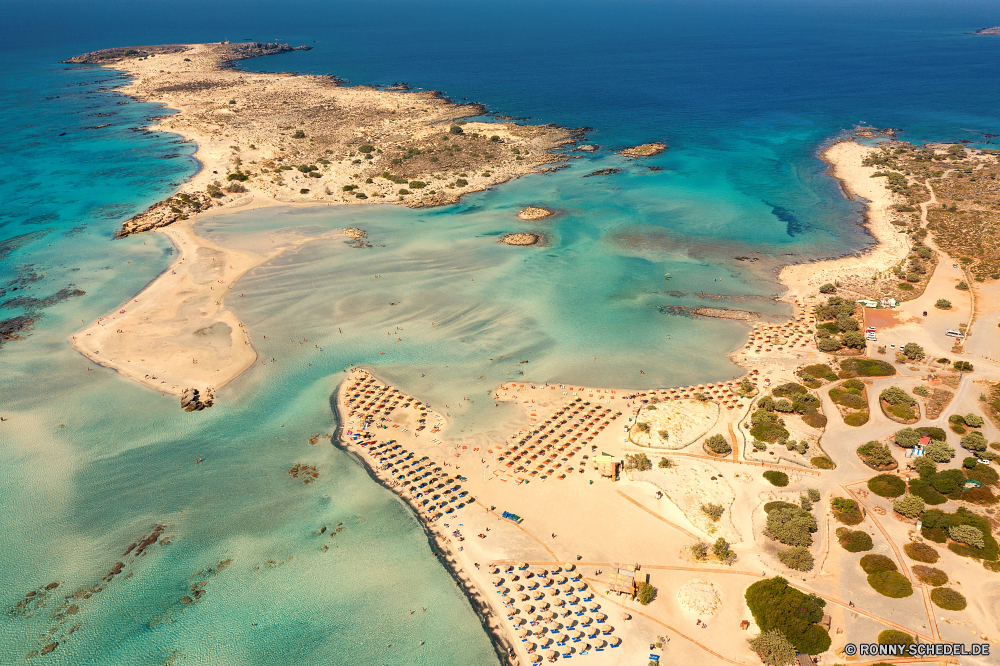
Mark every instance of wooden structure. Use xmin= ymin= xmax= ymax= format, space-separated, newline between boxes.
xmin=607 ymin=564 xmax=644 ymax=598
xmin=592 ymin=454 xmax=621 ymax=481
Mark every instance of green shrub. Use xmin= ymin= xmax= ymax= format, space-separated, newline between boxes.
xmin=930 ymin=587 xmax=967 ymax=611
xmin=892 ymin=493 xmax=924 ymax=518
xmin=408 ymin=180 xmax=427 ymax=189
xmin=810 ymin=456 xmax=834 ymax=469
xmin=903 ymin=541 xmax=939 ymax=563
xmin=867 ymin=571 xmax=913 ymax=598
xmin=226 ymin=171 xmax=248 ymax=182
xmin=690 ymin=541 xmax=708 ymax=560
xmin=840 ymin=358 xmax=896 ymax=376
xmin=868 ymin=474 xmax=906 ymax=498
xmin=819 ymin=283 xmax=836 ymax=294
xmin=637 ymin=581 xmax=655 ymax=605
xmin=898 ymin=282 xmax=914 ymax=291
xmin=802 ymin=411 xmax=828 ymax=429
xmin=964 ymin=412 xmax=985 ymax=428
xmin=917 ymin=426 xmax=947 ymax=440
xmin=704 ymin=433 xmax=731 ymax=455
xmin=893 ymin=427 xmax=919 ymax=448
xmin=961 ymin=431 xmax=988 ymax=452
xmin=956 ymin=281 xmax=969 ymax=290
xmin=949 ymin=524 xmax=986 ymax=549
xmin=954 ymin=360 xmax=974 ymax=372
xmin=913 ymin=386 xmax=928 ymax=397
xmin=830 ymin=497 xmax=863 ymax=524
xmin=772 ymin=382 xmax=807 ymax=397
xmin=744 ymin=578 xmax=831 ymax=655
xmin=778 ymin=546 xmax=814 ymax=571
xmin=449 ymin=124 xmax=464 ymax=135
xmin=817 ymin=337 xmax=842 ymax=352
xmin=908 ymin=479 xmax=947 ymax=505
xmin=358 ymin=144 xmax=374 ymax=153
xmin=455 ymin=178 xmax=468 ymax=187
xmin=901 ymin=343 xmax=925 ymax=360
xmin=763 ymin=471 xmax=789 ymax=487
xmin=765 ymin=507 xmax=817 ymax=547
xmin=842 ymin=378 xmax=865 ymax=391
xmin=835 ymin=392 xmax=867 ymax=409
xmin=800 ymin=364 xmax=838 ymax=382
xmin=398 ymin=189 xmax=411 ymax=195
xmin=935 ymin=299 xmax=952 ymax=309
xmin=747 ymin=630 xmax=797 ymax=666
xmin=858 ymin=441 xmax=895 ymax=469
xmin=292 ymin=130 xmax=306 ymax=139
xmin=878 ymin=629 xmax=914 ymax=645
xmin=924 ymin=440 xmax=955 ymax=462
xmin=912 ymin=565 xmax=948 ymax=586
xmin=844 ymin=411 xmax=869 ymax=427
xmin=299 ymin=188 xmax=310 ymax=194
xmin=860 ymin=554 xmax=897 ymax=574
xmin=881 ymin=386 xmax=915 ymax=405
xmin=930 ymin=469 xmax=965 ymax=495
xmin=751 ymin=410 xmax=789 ymax=442
xmin=764 ymin=501 xmax=799 ymax=513
xmin=837 ymin=529 xmax=873 ymax=552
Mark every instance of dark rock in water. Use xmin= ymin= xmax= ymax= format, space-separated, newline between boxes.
xmin=647 ymin=166 xmax=663 ymax=172
xmin=41 ymin=643 xmax=58 ymax=655
xmin=584 ymin=168 xmax=621 ymax=178
xmin=180 ymin=387 xmax=213 ymax=411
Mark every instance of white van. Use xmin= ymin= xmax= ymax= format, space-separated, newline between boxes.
xmin=945 ymin=329 xmax=965 ymax=338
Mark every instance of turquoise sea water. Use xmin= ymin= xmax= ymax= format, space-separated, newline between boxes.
xmin=3 ymin=2 xmax=1000 ymax=663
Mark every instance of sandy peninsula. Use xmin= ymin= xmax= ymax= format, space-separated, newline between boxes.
xmin=66 ymin=42 xmax=579 ymax=397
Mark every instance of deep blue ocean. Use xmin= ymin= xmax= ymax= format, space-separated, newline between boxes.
xmin=2 ymin=1 xmax=999 ymax=664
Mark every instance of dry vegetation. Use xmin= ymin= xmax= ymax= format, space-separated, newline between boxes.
xmin=70 ymin=42 xmax=578 ymax=236
xmin=862 ymin=141 xmax=1000 ymax=285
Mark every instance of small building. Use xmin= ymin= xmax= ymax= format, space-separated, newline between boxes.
xmin=607 ymin=565 xmax=645 ymax=598
xmin=592 ymin=454 xmax=621 ymax=481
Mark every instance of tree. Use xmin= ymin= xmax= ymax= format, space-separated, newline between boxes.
xmin=358 ymin=144 xmax=374 ymax=153
xmin=964 ymin=413 xmax=984 ymax=427
xmin=744 ymin=578 xmax=830 ymax=655
xmin=765 ymin=507 xmax=817 ymax=547
xmin=817 ymin=337 xmax=842 ymax=352
xmin=924 ymin=440 xmax=955 ymax=462
xmin=819 ymin=283 xmax=836 ymax=294
xmin=935 ymin=299 xmax=952 ymax=309
xmin=637 ymin=581 xmax=655 ymax=605
xmin=658 ymin=456 xmax=673 ymax=468
xmin=449 ymin=124 xmax=464 ymax=135
xmin=842 ymin=331 xmax=867 ymax=349
xmin=740 ymin=377 xmax=754 ymax=395
xmin=880 ymin=386 xmax=915 ymax=405
xmin=625 ymin=453 xmax=652 ymax=471
xmin=748 ymin=630 xmax=797 ymax=666
xmin=714 ymin=537 xmax=736 ymax=564
xmin=961 ymin=431 xmax=987 ymax=452
xmin=956 ymin=281 xmax=969 ymax=290
xmin=858 ymin=441 xmax=895 ymax=469
xmin=705 ymin=433 xmax=731 ymax=455
xmin=893 ymin=493 xmax=925 ymax=519
xmin=948 ymin=525 xmax=985 ymax=549
xmin=894 ymin=428 xmax=920 ymax=448
xmin=902 ymin=343 xmax=925 ymax=360
xmin=691 ymin=541 xmax=708 ymax=560
xmin=836 ymin=314 xmax=859 ymax=332
xmin=778 ymin=546 xmax=814 ymax=571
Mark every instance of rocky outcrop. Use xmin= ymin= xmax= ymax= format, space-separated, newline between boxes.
xmin=584 ymin=168 xmax=621 ymax=177
xmin=575 ymin=144 xmax=599 ymax=152
xmin=973 ymin=26 xmax=1000 ymax=35
xmin=516 ymin=206 xmax=553 ymax=221
xmin=618 ymin=142 xmax=667 ymax=158
xmin=180 ymin=387 xmax=213 ymax=411
xmin=499 ymin=233 xmax=541 ymax=246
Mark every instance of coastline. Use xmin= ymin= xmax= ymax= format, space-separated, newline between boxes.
xmin=776 ymin=139 xmax=910 ymax=303
xmin=71 ymin=196 xmax=346 ymax=396
xmin=68 ymin=41 xmax=578 ymax=398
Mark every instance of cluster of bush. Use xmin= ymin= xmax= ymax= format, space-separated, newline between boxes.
xmin=831 ymin=497 xmax=863 ymax=524
xmin=763 ymin=490 xmax=820 ymax=571
xmin=880 ymin=386 xmax=919 ymax=421
xmin=624 ymin=452 xmax=652 ymax=472
xmin=949 ymin=411 xmax=983 ymax=435
xmin=704 ymin=433 xmax=731 ymax=455
xmin=868 ymin=473 xmax=907 ymax=498
xmin=920 ymin=508 xmax=999 ymax=561
xmin=860 ymin=554 xmax=913 ymax=598
xmin=796 ymin=363 xmax=838 ymax=387
xmin=838 ymin=358 xmax=896 ymax=377
xmin=690 ymin=537 xmax=736 ymax=565
xmin=813 ymin=296 xmax=866 ymax=351
xmin=829 ymin=378 xmax=870 ymax=427
xmin=857 ymin=441 xmax=896 ymax=470
xmin=750 ymin=409 xmax=789 ymax=443
xmin=744 ymin=577 xmax=831 ymax=655
xmin=836 ymin=527 xmax=873 ymax=552
xmin=762 ymin=383 xmax=827 ymax=428
xmin=903 ymin=541 xmax=939 ymax=563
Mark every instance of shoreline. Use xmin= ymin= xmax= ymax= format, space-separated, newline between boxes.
xmin=776 ymin=139 xmax=910 ymax=304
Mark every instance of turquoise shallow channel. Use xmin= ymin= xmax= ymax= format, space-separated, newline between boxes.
xmin=2 ymin=1 xmax=1000 ymax=664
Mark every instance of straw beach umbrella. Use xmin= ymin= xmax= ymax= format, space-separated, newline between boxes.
xmin=518 ymin=593 xmax=530 ymax=602
xmin=587 ymin=602 xmax=600 ymax=612
xmin=610 ymin=636 xmax=621 ymax=647
xmin=522 ymin=604 xmax=534 ymax=614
